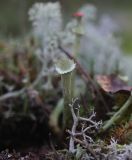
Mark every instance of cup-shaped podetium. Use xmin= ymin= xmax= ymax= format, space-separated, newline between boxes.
xmin=55 ymin=57 xmax=76 ymax=129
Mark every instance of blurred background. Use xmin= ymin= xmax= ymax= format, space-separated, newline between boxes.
xmin=0 ymin=0 xmax=132 ymax=54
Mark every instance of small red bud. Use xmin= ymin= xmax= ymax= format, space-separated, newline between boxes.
xmin=73 ymin=12 xmax=84 ymax=18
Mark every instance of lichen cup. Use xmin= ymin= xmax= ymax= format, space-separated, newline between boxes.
xmin=55 ymin=57 xmax=76 ymax=130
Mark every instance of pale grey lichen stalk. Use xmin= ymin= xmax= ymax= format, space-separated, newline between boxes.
xmin=55 ymin=57 xmax=76 ymax=129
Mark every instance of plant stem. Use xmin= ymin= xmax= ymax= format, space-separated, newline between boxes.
xmin=102 ymin=92 xmax=132 ymax=132
xmin=49 ymin=98 xmax=64 ymax=133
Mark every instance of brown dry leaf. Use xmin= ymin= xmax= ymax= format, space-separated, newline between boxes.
xmin=95 ymin=75 xmax=132 ymax=121
xmin=95 ymin=74 xmax=132 ymax=93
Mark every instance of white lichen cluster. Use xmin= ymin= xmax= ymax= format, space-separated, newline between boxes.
xmin=29 ymin=2 xmax=62 ymax=47
xmin=29 ymin=2 xmax=63 ymax=67
xmin=64 ymin=4 xmax=122 ymax=74
xmin=81 ymin=19 xmax=121 ymax=74
xmin=104 ymin=139 xmax=132 ymax=160
xmin=28 ymin=2 xmax=63 ymax=89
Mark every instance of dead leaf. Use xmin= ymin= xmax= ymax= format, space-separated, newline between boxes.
xmin=95 ymin=74 xmax=132 ymax=93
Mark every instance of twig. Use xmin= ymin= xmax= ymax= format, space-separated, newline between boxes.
xmin=0 ymin=88 xmax=26 ymax=101
xmin=69 ymin=98 xmax=79 ymax=153
xmin=59 ymin=45 xmax=91 ymax=82
xmin=73 ymin=137 xmax=98 ymax=160
xmin=49 ymin=134 xmax=60 ymax=160
xmin=0 ymin=63 xmax=47 ymax=102
xmin=30 ymin=63 xmax=46 ymax=88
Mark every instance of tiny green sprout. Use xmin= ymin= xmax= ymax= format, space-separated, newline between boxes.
xmin=55 ymin=57 xmax=76 ymax=130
